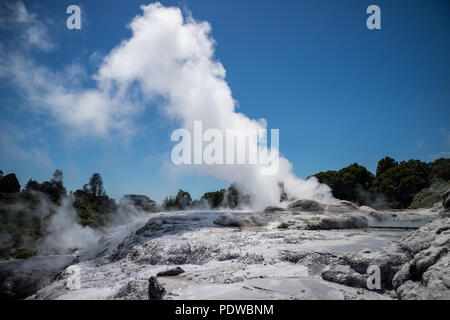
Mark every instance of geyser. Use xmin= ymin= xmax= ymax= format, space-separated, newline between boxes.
xmin=95 ymin=2 xmax=335 ymax=209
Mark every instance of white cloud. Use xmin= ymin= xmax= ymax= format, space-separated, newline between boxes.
xmin=0 ymin=1 xmax=54 ymax=51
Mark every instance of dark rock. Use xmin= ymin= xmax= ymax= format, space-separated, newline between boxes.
xmin=277 ymin=222 xmax=290 ymax=229
xmin=441 ymin=188 xmax=450 ymax=218
xmin=148 ymin=276 xmax=166 ymax=300
xmin=321 ymin=217 xmax=450 ymax=299
xmin=114 ymin=280 xmax=148 ymax=300
xmin=0 ymin=255 xmax=74 ymax=299
xmin=322 ymin=264 xmax=368 ymax=288
xmin=306 ymin=214 xmax=368 ymax=230
xmin=326 ymin=200 xmax=360 ymax=214
xmin=287 ymin=199 xmax=326 ymax=212
xmin=213 ymin=214 xmax=266 ymax=227
xmin=443 ymin=188 xmax=450 ymax=210
xmin=156 ymin=267 xmax=185 ymax=277
xmin=263 ymin=206 xmax=286 ymax=213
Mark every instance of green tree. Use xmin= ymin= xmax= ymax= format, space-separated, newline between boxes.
xmin=175 ymin=189 xmax=192 ymax=209
xmin=24 ymin=170 xmax=66 ymax=203
xmin=88 ymin=173 xmax=104 ymax=198
xmin=201 ymin=189 xmax=225 ymax=208
xmin=372 ymin=159 xmax=431 ymax=208
xmin=312 ymin=163 xmax=374 ymax=204
xmin=430 ymin=158 xmax=450 ymax=182
xmin=376 ymin=156 xmax=398 ymax=176
xmin=0 ymin=173 xmax=21 ymax=193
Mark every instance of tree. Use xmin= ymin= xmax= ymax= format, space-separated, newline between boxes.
xmin=0 ymin=173 xmax=21 ymax=193
xmin=88 ymin=173 xmax=104 ymax=198
xmin=24 ymin=170 xmax=66 ymax=203
xmin=376 ymin=157 xmax=398 ymax=176
xmin=174 ymin=189 xmax=192 ymax=209
xmin=313 ymin=163 xmax=374 ymax=204
xmin=372 ymin=159 xmax=431 ymax=208
xmin=162 ymin=196 xmax=177 ymax=210
xmin=201 ymin=189 xmax=225 ymax=208
xmin=224 ymin=183 xmax=251 ymax=208
xmin=430 ymin=158 xmax=450 ymax=182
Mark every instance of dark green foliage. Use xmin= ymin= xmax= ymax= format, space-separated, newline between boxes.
xmin=313 ymin=163 xmax=374 ymax=205
xmin=372 ymin=159 xmax=432 ymax=208
xmin=72 ymin=173 xmax=116 ymax=228
xmin=0 ymin=173 xmax=20 ymax=193
xmin=0 ymin=192 xmax=45 ymax=260
xmin=430 ymin=158 xmax=450 ymax=182
xmin=201 ymin=189 xmax=225 ymax=208
xmin=409 ymin=181 xmax=450 ymax=209
xmin=224 ymin=183 xmax=251 ymax=208
xmin=14 ymin=248 xmax=35 ymax=259
xmin=376 ymin=157 xmax=398 ymax=176
xmin=162 ymin=196 xmax=176 ymax=210
xmin=174 ymin=189 xmax=192 ymax=210
xmin=25 ymin=170 xmax=67 ymax=204
xmin=312 ymin=157 xmax=449 ymax=209
xmin=88 ymin=173 xmax=105 ymax=197
xmin=73 ymin=189 xmax=117 ymax=228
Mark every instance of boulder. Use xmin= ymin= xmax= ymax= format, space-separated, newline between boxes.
xmin=0 ymin=255 xmax=74 ymax=299
xmin=326 ymin=200 xmax=360 ymax=214
xmin=443 ymin=188 xmax=450 ymax=210
xmin=321 ymin=216 xmax=450 ymax=299
xmin=359 ymin=205 xmax=386 ymax=220
xmin=306 ymin=214 xmax=368 ymax=230
xmin=213 ymin=214 xmax=266 ymax=227
xmin=263 ymin=206 xmax=286 ymax=213
xmin=287 ymin=199 xmax=326 ymax=212
xmin=114 ymin=280 xmax=148 ymax=300
xmin=156 ymin=267 xmax=185 ymax=277
xmin=148 ymin=276 xmax=166 ymax=300
xmin=441 ymin=188 xmax=450 ymax=218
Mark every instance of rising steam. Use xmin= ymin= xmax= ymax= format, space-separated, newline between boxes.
xmin=95 ymin=3 xmax=334 ymax=208
xmin=1 ymin=2 xmax=334 ymax=209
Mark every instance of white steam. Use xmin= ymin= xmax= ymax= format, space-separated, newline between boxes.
xmin=1 ymin=2 xmax=335 ymax=209
xmin=38 ymin=197 xmax=101 ymax=255
xmin=95 ymin=3 xmax=333 ymax=208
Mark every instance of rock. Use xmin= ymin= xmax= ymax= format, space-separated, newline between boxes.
xmin=359 ymin=205 xmax=386 ymax=220
xmin=114 ymin=280 xmax=148 ymax=300
xmin=326 ymin=200 xmax=360 ymax=214
xmin=277 ymin=222 xmax=290 ymax=229
xmin=306 ymin=214 xmax=368 ymax=230
xmin=287 ymin=199 xmax=326 ymax=212
xmin=156 ymin=267 xmax=185 ymax=277
xmin=213 ymin=214 xmax=266 ymax=227
xmin=0 ymin=255 xmax=74 ymax=299
xmin=321 ymin=216 xmax=450 ymax=299
xmin=321 ymin=264 xmax=368 ymax=288
xmin=441 ymin=188 xmax=450 ymax=217
xmin=263 ymin=206 xmax=286 ymax=213
xmin=443 ymin=188 xmax=450 ymax=210
xmin=148 ymin=276 xmax=166 ymax=300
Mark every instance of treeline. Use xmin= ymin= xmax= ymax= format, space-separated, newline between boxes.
xmin=0 ymin=170 xmax=119 ymax=259
xmin=162 ymin=183 xmax=250 ymax=210
xmin=0 ymin=170 xmax=250 ymax=260
xmin=311 ymin=157 xmax=450 ymax=209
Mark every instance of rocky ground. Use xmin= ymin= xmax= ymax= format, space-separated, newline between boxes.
xmin=1 ymin=192 xmax=448 ymax=300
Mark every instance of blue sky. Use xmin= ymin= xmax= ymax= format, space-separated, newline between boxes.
xmin=0 ymin=0 xmax=449 ymax=202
